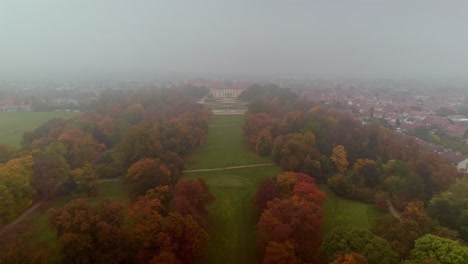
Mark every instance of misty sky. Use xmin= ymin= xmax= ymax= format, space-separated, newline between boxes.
xmin=1 ymin=0 xmax=468 ymax=80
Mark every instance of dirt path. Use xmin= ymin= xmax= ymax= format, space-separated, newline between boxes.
xmin=183 ymin=163 xmax=275 ymax=173
xmin=0 ymin=201 xmax=43 ymax=235
xmin=209 ymin=123 xmax=241 ymax=127
xmin=0 ymin=178 xmax=125 ymax=235
xmin=387 ymin=199 xmax=402 ymax=220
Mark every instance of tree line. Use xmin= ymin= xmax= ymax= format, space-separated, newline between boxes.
xmin=244 ymin=84 xmax=468 ymax=263
xmin=0 ymin=86 xmax=215 ymax=263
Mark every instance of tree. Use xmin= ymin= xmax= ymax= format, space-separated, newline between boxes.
xmin=256 ymin=128 xmax=274 ymax=156
xmin=32 ymin=142 xmax=70 ymax=199
xmin=71 ymin=163 xmax=99 ymax=197
xmin=372 ymin=201 xmax=459 ymax=258
xmin=257 ymin=197 xmax=325 ymax=262
xmin=126 ymin=196 xmax=165 ymax=262
xmin=173 ymin=178 xmax=215 ymax=228
xmin=352 ymin=159 xmax=381 ymax=188
xmin=58 ymin=128 xmax=105 ymax=169
xmin=331 ymin=253 xmax=368 ymax=264
xmin=49 ymin=199 xmax=128 ymax=263
xmin=330 ymin=145 xmax=349 ymax=173
xmin=253 ymin=178 xmax=281 ymax=214
xmin=125 ymin=158 xmax=171 ymax=200
xmin=0 ymin=144 xmax=17 ymax=164
xmin=414 ymin=153 xmax=458 ymax=196
xmin=428 ymin=180 xmax=468 ymax=241
xmin=158 ymin=213 xmax=209 ymax=263
xmin=263 ymin=241 xmax=298 ymax=264
xmin=0 ymin=155 xmax=34 ymax=225
xmin=410 ymin=234 xmax=468 ymax=264
xmin=117 ymin=121 xmax=163 ymax=169
xmin=321 ymin=227 xmax=399 ymax=264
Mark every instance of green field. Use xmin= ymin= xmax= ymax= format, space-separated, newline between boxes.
xmin=185 ymin=115 xmax=271 ymax=170
xmin=186 ymin=166 xmax=280 ymax=264
xmin=319 ymin=185 xmax=387 ymax=232
xmin=185 ymin=115 xmax=280 ymax=264
xmin=0 ymin=111 xmax=79 ymax=147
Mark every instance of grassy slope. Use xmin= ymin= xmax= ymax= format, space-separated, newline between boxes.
xmin=185 ymin=115 xmax=271 ymax=170
xmin=0 ymin=112 xmax=78 ymax=147
xmin=318 ymin=185 xmax=387 ymax=232
xmin=185 ymin=115 xmax=280 ymax=264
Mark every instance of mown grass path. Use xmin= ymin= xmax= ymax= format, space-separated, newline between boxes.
xmin=184 ymin=115 xmax=280 ymax=264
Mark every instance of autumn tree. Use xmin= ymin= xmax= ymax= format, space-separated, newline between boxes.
xmin=49 ymin=199 xmax=128 ymax=263
xmin=0 ymin=155 xmax=35 ymax=225
xmin=126 ymin=196 xmax=165 ymax=262
xmin=271 ymin=132 xmax=320 ymax=173
xmin=173 ymin=178 xmax=215 ymax=228
xmin=243 ymin=113 xmax=283 ymax=145
xmin=158 ymin=213 xmax=209 ymax=264
xmin=331 ymin=253 xmax=368 ymax=264
xmin=118 ymin=121 xmax=163 ymax=169
xmin=32 ymin=142 xmax=70 ymax=200
xmin=257 ymin=196 xmax=325 ymax=262
xmin=253 ymin=177 xmax=281 ymax=214
xmin=125 ymin=158 xmax=171 ymax=200
xmin=71 ymin=163 xmax=99 ymax=197
xmin=330 ymin=145 xmax=349 ymax=173
xmin=256 ymin=128 xmax=274 ymax=156
xmin=372 ymin=200 xmax=459 ymax=258
xmin=58 ymin=128 xmax=105 ymax=169
xmin=0 ymin=144 xmax=16 ymax=164
xmin=263 ymin=241 xmax=298 ymax=264
xmin=414 ymin=152 xmax=458 ymax=196
xmin=352 ymin=159 xmax=381 ymax=188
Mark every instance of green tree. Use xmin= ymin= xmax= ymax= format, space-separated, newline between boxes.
xmin=428 ymin=180 xmax=468 ymax=241
xmin=321 ymin=227 xmax=399 ymax=264
xmin=410 ymin=234 xmax=468 ymax=264
xmin=71 ymin=163 xmax=99 ymax=197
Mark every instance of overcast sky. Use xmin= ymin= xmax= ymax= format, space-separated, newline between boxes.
xmin=1 ymin=0 xmax=468 ymax=80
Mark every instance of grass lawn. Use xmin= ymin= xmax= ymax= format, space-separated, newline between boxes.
xmin=184 ymin=114 xmax=281 ymax=264
xmin=185 ymin=115 xmax=271 ymax=170
xmin=0 ymin=111 xmax=79 ymax=147
xmin=318 ymin=184 xmax=387 ymax=232
xmin=186 ymin=166 xmax=280 ymax=264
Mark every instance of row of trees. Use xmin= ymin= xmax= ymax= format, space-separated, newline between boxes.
xmin=1 ymin=86 xmax=215 ymax=263
xmin=242 ymin=86 xmax=462 ymax=206
xmin=241 ymin=85 xmax=468 ymax=263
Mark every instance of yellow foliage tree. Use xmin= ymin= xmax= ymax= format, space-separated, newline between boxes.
xmin=330 ymin=145 xmax=349 ymax=173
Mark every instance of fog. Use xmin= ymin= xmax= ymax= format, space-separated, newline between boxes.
xmin=1 ymin=0 xmax=468 ymax=80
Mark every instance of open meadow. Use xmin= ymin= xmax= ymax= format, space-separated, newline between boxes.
xmin=318 ymin=185 xmax=387 ymax=232
xmin=185 ymin=115 xmax=272 ymax=170
xmin=185 ymin=114 xmax=281 ymax=263
xmin=0 ymin=111 xmax=79 ymax=147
